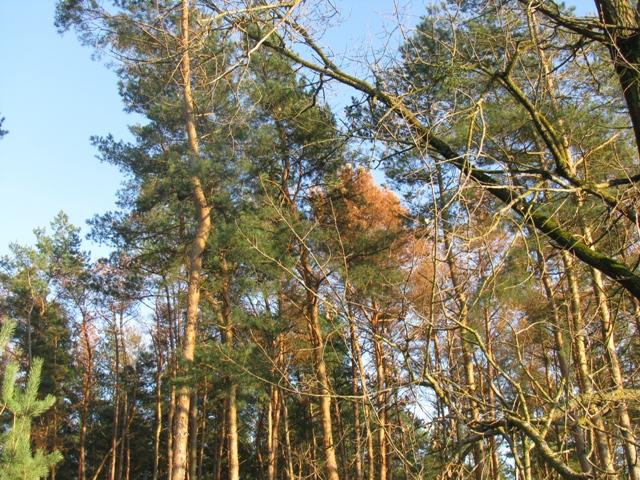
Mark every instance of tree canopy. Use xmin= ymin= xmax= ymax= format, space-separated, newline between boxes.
xmin=3 ymin=1 xmax=640 ymax=479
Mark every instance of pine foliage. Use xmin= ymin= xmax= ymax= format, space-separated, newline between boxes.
xmin=0 ymin=320 xmax=62 ymax=480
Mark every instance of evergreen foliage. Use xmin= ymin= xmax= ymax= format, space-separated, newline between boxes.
xmin=0 ymin=320 xmax=62 ymax=479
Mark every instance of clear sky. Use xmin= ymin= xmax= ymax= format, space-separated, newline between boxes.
xmin=0 ymin=2 xmax=133 ymax=257
xmin=0 ymin=1 xmax=596 ymax=258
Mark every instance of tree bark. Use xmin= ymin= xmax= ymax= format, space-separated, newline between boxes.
xmin=171 ymin=1 xmax=213 ymax=479
xmin=78 ymin=311 xmax=93 ymax=480
xmin=301 ymin=255 xmax=341 ymax=480
xmin=227 ymin=383 xmax=240 ymax=480
xmin=537 ymin=256 xmax=591 ymax=474
xmin=109 ymin=313 xmax=121 ymax=480
xmin=595 ymin=0 xmax=640 ymax=156
xmin=583 ymin=225 xmax=640 ymax=480
xmin=436 ymin=166 xmax=485 ymax=479
xmin=371 ymin=311 xmax=388 ymax=480
xmin=267 ymin=384 xmax=281 ymax=480
xmin=152 ymin=321 xmax=163 ymax=480
xmin=562 ymin=251 xmax=616 ymax=476
xmin=189 ymin=391 xmax=199 ymax=480
xmin=219 ymin=259 xmax=240 ymax=480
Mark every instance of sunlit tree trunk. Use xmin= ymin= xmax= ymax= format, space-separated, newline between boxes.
xmin=536 ymin=255 xmax=591 ymax=474
xmin=436 ymin=166 xmax=485 ymax=479
xmin=171 ymin=1 xmax=213 ymax=479
xmin=78 ymin=310 xmax=93 ymax=480
xmin=109 ymin=312 xmax=121 ymax=480
xmin=583 ymin=225 xmax=640 ymax=480
xmin=562 ymin=251 xmax=616 ymax=476
xmin=371 ymin=310 xmax=388 ymax=480
xmin=152 ymin=348 xmax=162 ymax=480
xmin=218 ymin=259 xmax=240 ymax=480
xmin=347 ymin=299 xmax=374 ymax=480
xmin=301 ymin=254 xmax=340 ymax=480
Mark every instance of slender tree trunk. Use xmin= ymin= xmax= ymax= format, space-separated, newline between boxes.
xmin=333 ymin=399 xmax=349 ymax=480
xmin=167 ymin=285 xmax=177 ymax=480
xmin=168 ymin=382 xmax=177 ymax=478
xmin=171 ymin=1 xmax=213 ymax=479
xmin=219 ymin=261 xmax=240 ymax=480
xmin=267 ymin=384 xmax=281 ymax=480
xmin=198 ymin=387 xmax=208 ymax=480
xmin=282 ymin=393 xmax=295 ymax=480
xmin=309 ymin=402 xmax=320 ymax=480
xmin=189 ymin=391 xmax=199 ymax=480
xmin=152 ymin=336 xmax=163 ymax=480
xmin=78 ymin=313 xmax=93 ymax=480
xmin=351 ymin=367 xmax=363 ymax=480
xmin=214 ymin=400 xmax=226 ymax=480
xmin=302 ymin=262 xmax=340 ymax=480
xmin=537 ymin=256 xmax=591 ymax=474
xmin=483 ymin=308 xmax=501 ymax=480
xmin=227 ymin=384 xmax=240 ymax=480
xmin=347 ymin=300 xmax=373 ymax=480
xmin=371 ymin=311 xmax=388 ymax=480
xmin=583 ymin=226 xmax=640 ymax=480
xmin=562 ymin=251 xmax=616 ymax=476
xmin=109 ymin=316 xmax=121 ymax=480
xmin=117 ymin=318 xmax=128 ymax=480
xmin=436 ymin=166 xmax=485 ymax=479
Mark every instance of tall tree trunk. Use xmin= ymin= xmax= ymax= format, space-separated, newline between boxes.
xmin=167 ymin=284 xmax=177 ymax=480
xmin=168 ymin=383 xmax=177 ymax=478
xmin=595 ymin=0 xmax=640 ymax=155
xmin=537 ymin=255 xmax=591 ymax=474
xmin=371 ymin=311 xmax=388 ymax=480
xmin=227 ymin=384 xmax=240 ymax=480
xmin=78 ymin=312 xmax=93 ymax=480
xmin=345 ymin=296 xmax=375 ymax=480
xmin=197 ymin=387 xmax=208 ymax=480
xmin=152 ymin=332 xmax=163 ymax=480
xmin=583 ymin=226 xmax=640 ymax=480
xmin=436 ymin=166 xmax=485 ymax=479
xmin=189 ymin=391 xmax=199 ymax=480
xmin=482 ymin=308 xmax=501 ymax=480
xmin=333 ymin=400 xmax=349 ymax=480
xmin=301 ymin=256 xmax=340 ymax=480
xmin=171 ymin=1 xmax=213 ymax=479
xmin=117 ymin=318 xmax=128 ymax=480
xmin=351 ymin=370 xmax=363 ymax=480
xmin=109 ymin=315 xmax=121 ymax=480
xmin=282 ymin=393 xmax=295 ymax=480
xmin=214 ymin=400 xmax=226 ymax=480
xmin=308 ymin=402 xmax=321 ymax=480
xmin=562 ymin=251 xmax=616 ymax=476
xmin=267 ymin=384 xmax=281 ymax=480
xmin=220 ymin=260 xmax=240 ymax=480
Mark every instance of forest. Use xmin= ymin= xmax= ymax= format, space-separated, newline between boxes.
xmin=1 ymin=0 xmax=640 ymax=479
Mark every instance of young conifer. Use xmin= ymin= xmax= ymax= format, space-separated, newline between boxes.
xmin=0 ymin=319 xmax=62 ymax=479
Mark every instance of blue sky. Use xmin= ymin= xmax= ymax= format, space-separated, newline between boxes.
xmin=0 ymin=1 xmax=595 ymax=257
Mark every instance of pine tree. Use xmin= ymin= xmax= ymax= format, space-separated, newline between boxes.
xmin=0 ymin=319 xmax=62 ymax=479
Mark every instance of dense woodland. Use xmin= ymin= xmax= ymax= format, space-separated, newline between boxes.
xmin=2 ymin=0 xmax=640 ymax=479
